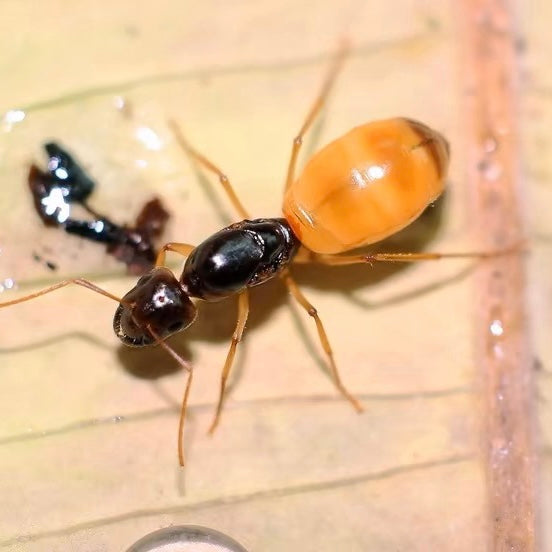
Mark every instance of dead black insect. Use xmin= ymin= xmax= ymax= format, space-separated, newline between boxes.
xmin=28 ymin=142 xmax=170 ymax=274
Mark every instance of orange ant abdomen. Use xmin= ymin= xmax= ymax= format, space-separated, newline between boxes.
xmin=283 ymin=118 xmax=450 ymax=254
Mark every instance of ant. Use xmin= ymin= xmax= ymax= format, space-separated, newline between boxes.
xmin=0 ymin=45 xmax=516 ymax=466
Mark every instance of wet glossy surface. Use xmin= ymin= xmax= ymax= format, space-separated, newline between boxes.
xmin=44 ymin=142 xmax=96 ymax=203
xmin=27 ymin=142 xmax=170 ymax=274
xmin=283 ymin=118 xmax=449 ymax=254
xmin=27 ymin=142 xmax=96 ymax=226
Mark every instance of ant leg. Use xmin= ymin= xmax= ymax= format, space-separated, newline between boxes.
xmin=168 ymin=119 xmax=250 ymax=219
xmin=280 ymin=269 xmax=363 ymax=413
xmin=300 ymin=242 xmax=524 ymax=266
xmin=147 ymin=325 xmax=193 ymax=467
xmin=0 ymin=279 xmax=125 ymax=308
xmin=155 ymin=242 xmax=196 ymax=267
xmin=208 ymin=290 xmax=250 ymax=435
xmin=284 ymin=42 xmax=348 ymax=192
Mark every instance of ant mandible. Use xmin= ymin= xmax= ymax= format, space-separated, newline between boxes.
xmin=0 ymin=44 xmax=511 ymax=466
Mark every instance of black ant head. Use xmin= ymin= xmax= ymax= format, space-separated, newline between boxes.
xmin=113 ymin=267 xmax=197 ymax=347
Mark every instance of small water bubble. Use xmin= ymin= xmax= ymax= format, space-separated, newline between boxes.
xmin=5 ymin=110 xmax=26 ymax=124
xmin=490 ymin=319 xmax=504 ymax=336
xmin=0 ymin=277 xmax=16 ymax=294
xmin=114 ymin=96 xmax=126 ymax=110
xmin=125 ymin=525 xmax=249 ymax=552
xmin=480 ymin=159 xmax=503 ymax=181
xmin=3 ymin=278 xmax=15 ymax=290
xmin=483 ymin=135 xmax=498 ymax=153
xmin=2 ymin=109 xmax=26 ymax=132
xmin=114 ymin=95 xmax=133 ymax=118
xmin=496 ymin=445 xmax=509 ymax=458
xmin=135 ymin=126 xmax=163 ymax=151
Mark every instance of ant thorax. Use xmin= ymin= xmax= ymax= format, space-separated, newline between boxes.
xmin=181 ymin=218 xmax=299 ymax=301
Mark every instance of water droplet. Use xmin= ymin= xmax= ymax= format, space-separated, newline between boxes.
xmin=483 ymin=135 xmax=498 ymax=153
xmin=490 ymin=319 xmax=504 ymax=336
xmin=125 ymin=525 xmax=249 ymax=552
xmin=5 ymin=109 xmax=26 ymax=124
xmin=2 ymin=109 xmax=26 ymax=132
xmin=135 ymin=126 xmax=163 ymax=151
xmin=0 ymin=277 xmax=17 ymax=294
xmin=114 ymin=96 xmax=126 ymax=110
xmin=496 ymin=444 xmax=509 ymax=458
xmin=3 ymin=278 xmax=15 ymax=290
xmin=480 ymin=159 xmax=503 ymax=181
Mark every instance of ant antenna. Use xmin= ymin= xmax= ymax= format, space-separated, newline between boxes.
xmin=0 ymin=278 xmax=127 ymax=308
xmin=146 ymin=324 xmax=193 ymax=467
